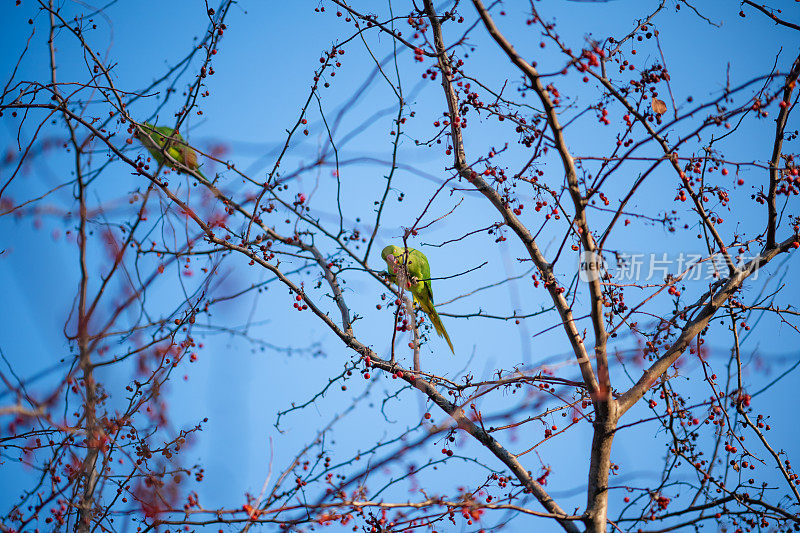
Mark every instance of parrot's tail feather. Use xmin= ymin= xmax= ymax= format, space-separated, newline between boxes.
xmin=413 ymin=294 xmax=455 ymax=354
xmin=426 ymin=307 xmax=454 ymax=355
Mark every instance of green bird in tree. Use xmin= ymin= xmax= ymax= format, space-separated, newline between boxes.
xmin=136 ymin=122 xmax=205 ymax=178
xmin=381 ymin=244 xmax=454 ymax=354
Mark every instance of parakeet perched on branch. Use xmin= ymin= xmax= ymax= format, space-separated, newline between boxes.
xmin=381 ymin=244 xmax=454 ymax=354
xmin=136 ymin=122 xmax=204 ymax=178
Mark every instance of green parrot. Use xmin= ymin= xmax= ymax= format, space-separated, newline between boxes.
xmin=381 ymin=244 xmax=454 ymax=354
xmin=136 ymin=122 xmax=205 ymax=178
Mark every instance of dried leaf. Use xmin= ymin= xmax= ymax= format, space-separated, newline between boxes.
xmin=651 ymin=97 xmax=667 ymax=115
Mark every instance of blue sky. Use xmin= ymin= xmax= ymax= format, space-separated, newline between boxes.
xmin=1 ymin=1 xmax=799 ymax=531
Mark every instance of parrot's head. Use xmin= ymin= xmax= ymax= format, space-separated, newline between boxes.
xmin=135 ymin=122 xmax=155 ymax=140
xmin=381 ymin=245 xmax=404 ymax=265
